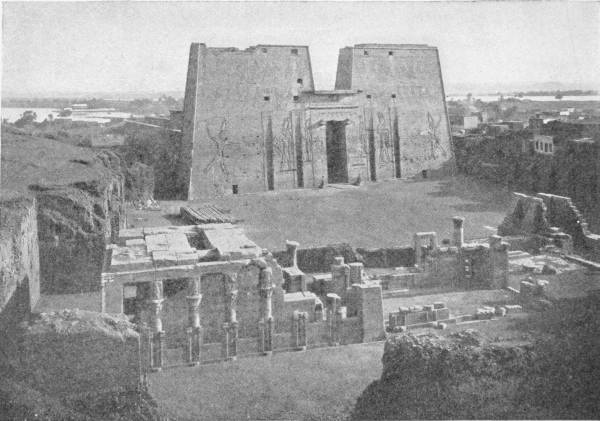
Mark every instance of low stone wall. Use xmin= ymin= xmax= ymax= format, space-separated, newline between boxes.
xmin=273 ymin=243 xmax=360 ymax=272
xmin=338 ymin=317 xmax=363 ymax=345
xmin=500 ymin=192 xmax=600 ymax=260
xmin=356 ymin=246 xmax=415 ymax=268
xmin=273 ymin=244 xmax=414 ymax=272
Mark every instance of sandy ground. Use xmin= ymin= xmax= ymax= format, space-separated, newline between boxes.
xmin=383 ymin=289 xmax=515 ymax=317
xmin=128 ymin=175 xmax=516 ymax=251
xmin=149 ymin=341 xmax=384 ymax=421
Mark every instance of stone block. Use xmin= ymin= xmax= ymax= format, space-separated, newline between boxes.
xmin=520 ymin=280 xmax=536 ymax=297
xmin=145 ymin=234 xmax=169 ymax=252
xmin=197 ymin=248 xmax=219 ymax=262
xmin=542 ymin=264 xmax=557 ymax=275
xmin=283 ymin=266 xmax=306 ymax=293
xmin=348 ymin=262 xmax=364 ymax=284
xmin=166 ymin=233 xmax=193 ymax=252
xmin=433 ymin=307 xmax=450 ymax=321
xmin=110 ymin=246 xmax=153 ymax=271
xmin=389 ymin=313 xmax=399 ymax=328
xmin=475 ymin=307 xmax=495 ymax=319
xmin=152 ymin=251 xmax=178 ymax=267
xmin=118 ymin=228 xmax=144 ymax=244
xmin=125 ymin=238 xmax=146 ymax=247
xmin=405 ymin=310 xmax=429 ymax=325
xmin=177 ymin=251 xmax=199 ymax=265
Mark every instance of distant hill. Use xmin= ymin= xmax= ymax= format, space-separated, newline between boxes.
xmin=446 ymin=81 xmax=599 ymax=96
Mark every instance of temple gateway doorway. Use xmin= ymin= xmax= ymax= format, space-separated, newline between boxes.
xmin=325 ymin=120 xmax=349 ymax=183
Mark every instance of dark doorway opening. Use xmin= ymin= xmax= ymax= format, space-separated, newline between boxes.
xmin=326 ymin=121 xmax=349 ymax=183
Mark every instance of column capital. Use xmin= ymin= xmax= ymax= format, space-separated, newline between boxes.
xmin=186 ymin=294 xmax=202 ymax=303
xmin=452 ymin=216 xmax=465 ymax=227
xmin=188 ymin=277 xmax=201 ymax=297
xmin=149 ymin=280 xmax=164 ymax=301
xmin=228 ymin=289 xmax=239 ymax=302
xmin=101 ymin=273 xmax=115 ymax=285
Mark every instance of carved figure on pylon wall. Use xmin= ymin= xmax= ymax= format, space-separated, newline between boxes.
xmin=377 ymin=112 xmax=393 ymax=163
xmin=303 ymin=117 xmax=325 ymax=162
xmin=203 ymin=117 xmax=232 ymax=192
xmin=274 ymin=116 xmax=295 ymax=171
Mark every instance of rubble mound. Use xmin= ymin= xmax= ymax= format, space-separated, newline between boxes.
xmin=353 ymin=295 xmax=600 ymax=420
xmin=498 ymin=192 xmax=550 ymax=236
xmin=353 ymin=330 xmax=541 ymax=420
xmin=25 ymin=309 xmax=139 ymax=340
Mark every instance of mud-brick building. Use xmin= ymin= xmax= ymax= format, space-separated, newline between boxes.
xmin=180 ymin=43 xmax=453 ymax=199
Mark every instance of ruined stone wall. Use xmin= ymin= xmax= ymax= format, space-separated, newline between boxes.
xmin=537 ymin=193 xmax=589 ymax=247
xmin=422 ymin=250 xmax=460 ymax=288
xmin=336 ymin=44 xmax=454 ymax=179
xmin=454 ymin=131 xmax=600 ymax=231
xmin=0 ymin=195 xmax=40 ymax=349
xmin=355 ymin=284 xmax=386 ymax=342
xmin=183 ymin=44 xmax=315 ymax=199
xmin=356 ymin=246 xmax=415 ymax=268
xmin=500 ymin=192 xmax=600 ymax=259
xmin=273 ymin=243 xmax=360 ymax=272
xmin=37 ymin=152 xmax=125 ymax=294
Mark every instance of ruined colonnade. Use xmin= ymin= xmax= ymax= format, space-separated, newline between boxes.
xmin=147 ymin=258 xmax=276 ymax=370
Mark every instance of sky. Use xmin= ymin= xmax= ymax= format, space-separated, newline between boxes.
xmin=2 ymin=1 xmax=599 ymax=97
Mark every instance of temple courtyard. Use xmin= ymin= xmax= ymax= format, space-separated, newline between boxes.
xmin=129 ymin=175 xmax=515 ymax=250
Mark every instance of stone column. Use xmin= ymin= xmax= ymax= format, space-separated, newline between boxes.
xmin=223 ymin=288 xmax=238 ymax=361
xmin=293 ymin=311 xmax=308 ymax=351
xmin=331 ymin=256 xmax=351 ymax=295
xmin=293 ymin=311 xmax=300 ymax=349
xmin=286 ymin=240 xmax=299 ymax=268
xmin=186 ymin=277 xmax=202 ymax=366
xmin=259 ymin=266 xmax=274 ymax=355
xmin=453 ymin=217 xmax=465 ymax=248
xmin=489 ymin=235 xmax=509 ymax=289
xmin=413 ymin=234 xmax=423 ymax=266
xmin=326 ymin=293 xmax=341 ymax=346
xmin=148 ymin=280 xmax=164 ymax=371
xmin=222 ymin=322 xmax=230 ymax=360
xmin=300 ymin=312 xmax=307 ymax=349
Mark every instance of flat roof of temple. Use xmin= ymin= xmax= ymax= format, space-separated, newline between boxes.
xmin=352 ymin=43 xmax=435 ymax=49
xmin=107 ymin=224 xmax=262 ymax=273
